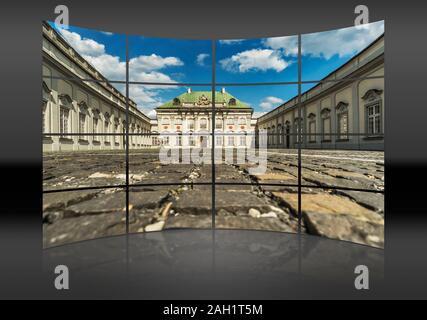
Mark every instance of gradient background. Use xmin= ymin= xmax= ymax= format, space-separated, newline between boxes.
xmin=0 ymin=0 xmax=426 ymax=299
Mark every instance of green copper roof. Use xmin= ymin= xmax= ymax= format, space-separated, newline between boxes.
xmin=157 ymin=90 xmax=252 ymax=109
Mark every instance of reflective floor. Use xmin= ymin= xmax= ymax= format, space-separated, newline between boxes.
xmin=42 ymin=229 xmax=384 ymax=299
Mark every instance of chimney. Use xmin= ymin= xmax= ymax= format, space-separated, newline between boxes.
xmin=221 ymin=87 xmax=226 ymax=94
xmin=187 ymin=87 xmax=192 ymax=94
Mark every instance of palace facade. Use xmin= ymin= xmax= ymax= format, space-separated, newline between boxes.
xmin=155 ymin=88 xmax=255 ymax=148
xmin=42 ymin=22 xmax=151 ymax=152
xmin=257 ymin=34 xmax=385 ymax=151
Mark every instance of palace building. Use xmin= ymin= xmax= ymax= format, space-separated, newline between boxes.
xmin=155 ymin=88 xmax=255 ymax=148
xmin=42 ymin=22 xmax=151 ymax=152
xmin=257 ymin=34 xmax=385 ymax=151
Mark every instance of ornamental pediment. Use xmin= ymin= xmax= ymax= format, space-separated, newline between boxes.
xmin=361 ymin=89 xmax=383 ymax=102
xmin=58 ymin=93 xmax=73 ymax=105
xmin=196 ymin=94 xmax=210 ymax=106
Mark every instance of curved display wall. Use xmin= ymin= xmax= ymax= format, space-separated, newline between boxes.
xmin=42 ymin=20 xmax=384 ymax=248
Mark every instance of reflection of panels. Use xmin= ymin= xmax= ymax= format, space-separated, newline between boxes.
xmin=43 ymin=188 xmax=126 ymax=248
xmin=298 ymin=187 xmax=384 ymax=248
xmin=43 ymin=145 xmax=126 ymax=191
xmin=301 ymin=21 xmax=384 ymax=82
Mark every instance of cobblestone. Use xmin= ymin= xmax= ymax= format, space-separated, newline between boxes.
xmin=43 ymin=149 xmax=384 ymax=248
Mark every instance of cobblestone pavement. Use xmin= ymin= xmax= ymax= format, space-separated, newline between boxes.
xmin=43 ymin=148 xmax=384 ymax=248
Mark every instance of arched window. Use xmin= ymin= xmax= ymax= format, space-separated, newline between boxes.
xmin=238 ymin=117 xmax=246 ymax=125
xmin=336 ymin=102 xmax=349 ymax=140
xmin=294 ymin=118 xmax=302 ymax=144
xmin=104 ymin=112 xmax=111 ymax=143
xmin=284 ymin=121 xmax=291 ymax=148
xmin=162 ymin=117 xmax=170 ymax=125
xmin=278 ymin=124 xmax=283 ymax=145
xmin=78 ymin=101 xmax=89 ymax=140
xmin=187 ymin=119 xmax=195 ymax=130
xmin=320 ymin=108 xmax=331 ymax=142
xmin=92 ymin=109 xmax=101 ymax=142
xmin=173 ymin=98 xmax=181 ymax=105
xmin=308 ymin=113 xmax=316 ymax=143
xmin=58 ymin=94 xmax=73 ymax=138
xmin=271 ymin=125 xmax=276 ymax=145
xmin=229 ymin=98 xmax=237 ymax=106
xmin=215 ymin=117 xmax=223 ymax=129
xmin=42 ymin=81 xmax=52 ymax=135
xmin=200 ymin=118 xmax=208 ymax=130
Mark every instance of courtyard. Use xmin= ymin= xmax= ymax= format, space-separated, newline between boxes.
xmin=43 ymin=149 xmax=384 ymax=248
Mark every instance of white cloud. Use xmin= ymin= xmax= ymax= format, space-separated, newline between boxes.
xmin=59 ymin=28 xmax=105 ymax=57
xmin=219 ymin=39 xmax=244 ymax=45
xmin=101 ymin=31 xmax=113 ymax=36
xmin=303 ymin=21 xmax=384 ymax=59
xmin=262 ymin=21 xmax=385 ymax=60
xmin=129 ymin=54 xmax=183 ymax=72
xmin=220 ymin=49 xmax=291 ymax=73
xmin=147 ymin=109 xmax=157 ymax=119
xmin=196 ymin=53 xmax=210 ymax=66
xmin=56 ymin=27 xmax=185 ymax=117
xmin=259 ymin=96 xmax=284 ymax=111
xmin=262 ymin=35 xmax=299 ymax=56
xmin=252 ymin=111 xmax=267 ymax=119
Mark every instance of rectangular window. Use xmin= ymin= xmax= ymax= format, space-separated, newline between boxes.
xmin=367 ymin=103 xmax=381 ymax=135
xmin=200 ymin=119 xmax=207 ymax=130
xmin=239 ymin=135 xmax=246 ymax=146
xmin=189 ymin=135 xmax=195 ymax=146
xmin=228 ymin=136 xmax=234 ymax=146
xmin=79 ymin=113 xmax=86 ymax=139
xmin=104 ymin=121 xmax=110 ymax=143
xmin=176 ymin=135 xmax=182 ymax=146
xmin=59 ymin=107 xmax=69 ymax=138
xmin=215 ymin=119 xmax=222 ymax=129
xmin=93 ymin=118 xmax=98 ymax=141
xmin=42 ymin=103 xmax=47 ymax=134
xmin=188 ymin=119 xmax=195 ymax=130
xmin=115 ymin=124 xmax=119 ymax=144
xmin=215 ymin=136 xmax=222 ymax=146
xmin=322 ymin=118 xmax=331 ymax=141
xmin=338 ymin=113 xmax=348 ymax=140
xmin=309 ymin=121 xmax=316 ymax=142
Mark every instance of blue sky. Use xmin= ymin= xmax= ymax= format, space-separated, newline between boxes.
xmin=49 ymin=20 xmax=384 ymax=118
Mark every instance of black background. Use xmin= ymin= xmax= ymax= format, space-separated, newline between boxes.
xmin=0 ymin=0 xmax=426 ymax=299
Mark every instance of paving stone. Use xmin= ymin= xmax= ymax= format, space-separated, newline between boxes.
xmin=336 ymin=190 xmax=384 ymax=213
xmin=272 ymin=192 xmax=383 ymax=223
xmin=303 ymin=211 xmax=384 ymax=248
xmin=65 ymin=192 xmax=126 ymax=217
xmin=43 ymin=189 xmax=100 ymax=211
xmin=129 ymin=190 xmax=170 ymax=210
